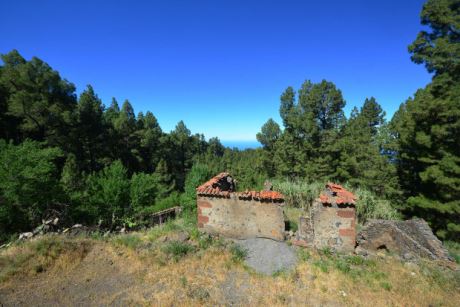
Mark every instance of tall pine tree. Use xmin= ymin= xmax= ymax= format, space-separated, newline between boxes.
xmin=392 ymin=0 xmax=460 ymax=239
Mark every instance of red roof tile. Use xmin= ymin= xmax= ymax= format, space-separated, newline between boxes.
xmin=319 ymin=183 xmax=356 ymax=206
xmin=196 ymin=172 xmax=233 ymax=198
xmin=196 ymin=173 xmax=284 ymax=202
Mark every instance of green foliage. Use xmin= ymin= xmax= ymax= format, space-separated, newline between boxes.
xmin=390 ymin=0 xmax=460 ymax=240
xmin=313 ymin=259 xmax=329 ymax=273
xmin=162 ymin=241 xmax=194 ymax=261
xmin=408 ymin=0 xmax=460 ymax=78
xmin=272 ymin=179 xmax=323 ymax=209
xmin=337 ymin=98 xmax=400 ymax=199
xmin=0 ymin=140 xmax=63 ymax=240
xmin=82 ymin=160 xmax=130 ymax=226
xmin=0 ymin=50 xmax=77 ymax=145
xmin=150 ymin=192 xmax=181 ymax=213
xmin=351 ymin=186 xmax=400 ymax=224
xmin=112 ymin=234 xmax=143 ymax=250
xmin=297 ymin=249 xmax=311 ymax=262
xmin=229 ymin=244 xmax=248 ymax=263
xmin=274 ymin=80 xmax=346 ymax=179
xmin=444 ymin=241 xmax=460 ymax=264
xmin=130 ymin=172 xmax=157 ymax=214
xmin=182 ymin=162 xmax=213 ymax=212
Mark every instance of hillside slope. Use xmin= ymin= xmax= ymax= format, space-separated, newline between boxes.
xmin=0 ymin=220 xmax=459 ymax=306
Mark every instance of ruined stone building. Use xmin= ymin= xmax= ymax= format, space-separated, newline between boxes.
xmin=196 ymin=173 xmax=357 ymax=252
xmin=196 ymin=173 xmax=286 ymax=241
xmin=196 ymin=173 xmax=452 ymax=260
xmin=294 ymin=183 xmax=357 ymax=253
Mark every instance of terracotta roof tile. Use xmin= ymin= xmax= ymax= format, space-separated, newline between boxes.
xmin=196 ymin=173 xmax=284 ymax=202
xmin=319 ymin=183 xmax=356 ymax=206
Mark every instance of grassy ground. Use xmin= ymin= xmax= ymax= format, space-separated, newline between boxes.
xmin=0 ymin=217 xmax=459 ymax=306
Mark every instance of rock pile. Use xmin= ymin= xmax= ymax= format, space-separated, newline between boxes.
xmin=357 ymin=219 xmax=452 ymax=261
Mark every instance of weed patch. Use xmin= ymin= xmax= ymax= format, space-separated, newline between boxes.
xmin=162 ymin=241 xmax=194 ymax=261
xmin=112 ymin=234 xmax=142 ymax=249
xmin=229 ymin=244 xmax=247 ymax=263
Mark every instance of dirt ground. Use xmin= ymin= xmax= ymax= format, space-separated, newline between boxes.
xmin=0 ymin=233 xmax=459 ymax=307
xmin=0 ymin=239 xmax=336 ymax=306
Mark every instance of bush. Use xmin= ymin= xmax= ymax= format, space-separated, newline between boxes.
xmin=182 ymin=163 xmax=213 ymax=213
xmin=444 ymin=241 xmax=460 ymax=264
xmin=130 ymin=172 xmax=157 ymax=214
xmin=352 ymin=186 xmax=400 ymax=224
xmin=272 ymin=179 xmax=323 ymax=209
xmin=229 ymin=244 xmax=247 ymax=263
xmin=112 ymin=234 xmax=143 ymax=249
xmin=162 ymin=241 xmax=194 ymax=261
xmin=0 ymin=140 xmax=63 ymax=241
xmin=83 ymin=160 xmax=130 ymax=226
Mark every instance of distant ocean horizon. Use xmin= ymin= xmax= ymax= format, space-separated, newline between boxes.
xmin=221 ymin=140 xmax=261 ymax=150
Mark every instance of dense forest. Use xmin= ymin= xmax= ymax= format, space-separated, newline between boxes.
xmin=0 ymin=0 xmax=458 ymax=242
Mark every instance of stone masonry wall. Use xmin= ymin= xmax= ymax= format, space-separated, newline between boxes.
xmin=294 ymin=183 xmax=357 ymax=253
xmin=197 ymin=195 xmax=285 ymax=241
xmin=311 ymin=201 xmax=356 ymax=253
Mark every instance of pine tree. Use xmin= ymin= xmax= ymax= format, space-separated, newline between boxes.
xmin=114 ymin=99 xmax=140 ymax=172
xmin=392 ymin=0 xmax=460 ymax=239
xmin=0 ymin=50 xmax=77 ymax=147
xmin=73 ymin=85 xmax=108 ymax=172
xmin=257 ymin=118 xmax=281 ymax=177
xmin=153 ymin=159 xmax=175 ymax=200
xmin=338 ymin=98 xmax=398 ymax=198
xmin=273 ymin=80 xmax=346 ymax=180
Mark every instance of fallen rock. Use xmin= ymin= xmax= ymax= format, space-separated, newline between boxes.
xmin=357 ymin=219 xmax=452 ymax=261
xmin=234 ymin=237 xmax=297 ymax=275
xmin=160 ymin=231 xmax=190 ymax=243
xmin=19 ymin=232 xmax=34 ymax=240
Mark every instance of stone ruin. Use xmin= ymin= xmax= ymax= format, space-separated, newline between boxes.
xmin=293 ymin=183 xmax=357 ymax=253
xmin=196 ymin=173 xmax=285 ymax=241
xmin=196 ymin=173 xmax=453 ymax=262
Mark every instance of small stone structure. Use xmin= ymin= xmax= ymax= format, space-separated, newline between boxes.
xmin=196 ymin=173 xmax=285 ymax=241
xmin=357 ymin=219 xmax=451 ymax=261
xmin=294 ymin=183 xmax=357 ymax=253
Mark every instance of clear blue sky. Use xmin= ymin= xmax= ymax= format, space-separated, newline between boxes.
xmin=1 ymin=0 xmax=431 ymax=142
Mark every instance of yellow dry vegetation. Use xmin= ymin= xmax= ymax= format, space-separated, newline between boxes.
xmin=0 ymin=225 xmax=459 ymax=306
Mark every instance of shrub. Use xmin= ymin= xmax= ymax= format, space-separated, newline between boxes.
xmin=151 ymin=192 xmax=180 ymax=212
xmin=182 ymin=163 xmax=213 ymax=213
xmin=229 ymin=244 xmax=247 ymax=263
xmin=0 ymin=140 xmax=63 ymax=241
xmin=130 ymin=172 xmax=157 ymax=214
xmin=272 ymin=179 xmax=323 ymax=209
xmin=445 ymin=241 xmax=460 ymax=264
xmin=83 ymin=160 xmax=130 ymax=226
xmin=351 ymin=186 xmax=400 ymax=224
xmin=112 ymin=234 xmax=143 ymax=249
xmin=162 ymin=241 xmax=194 ymax=261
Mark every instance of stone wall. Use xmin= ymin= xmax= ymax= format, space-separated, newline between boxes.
xmin=196 ymin=173 xmax=285 ymax=241
xmin=197 ymin=195 xmax=285 ymax=241
xmin=311 ymin=201 xmax=356 ymax=253
xmin=294 ymin=183 xmax=357 ymax=253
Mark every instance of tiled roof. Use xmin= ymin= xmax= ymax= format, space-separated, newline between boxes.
xmin=238 ymin=190 xmax=284 ymax=202
xmin=196 ymin=172 xmax=233 ymax=198
xmin=319 ymin=183 xmax=356 ymax=205
xmin=196 ymin=173 xmax=284 ymax=202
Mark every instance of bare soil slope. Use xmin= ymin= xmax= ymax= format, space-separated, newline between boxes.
xmin=0 ymin=222 xmax=459 ymax=306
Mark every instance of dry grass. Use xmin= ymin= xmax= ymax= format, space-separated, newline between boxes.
xmin=1 ymin=223 xmax=459 ymax=306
